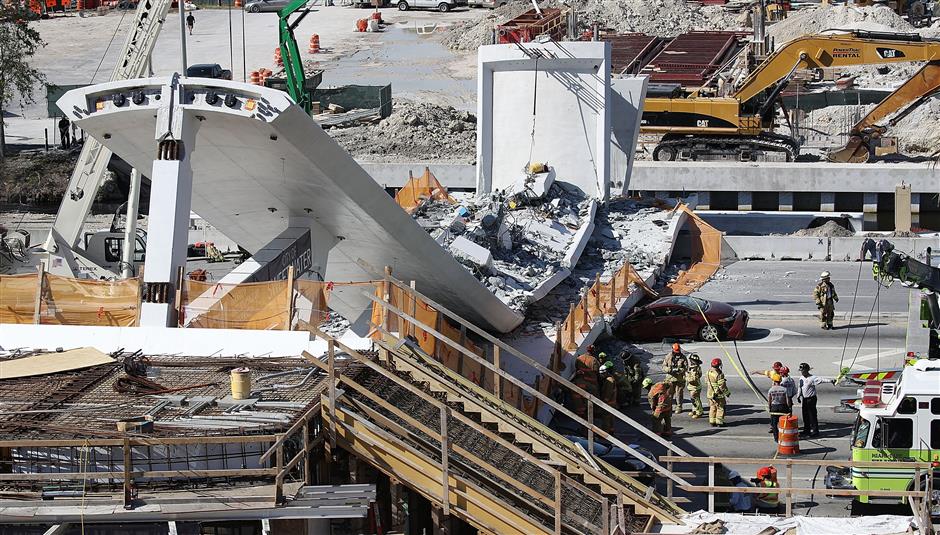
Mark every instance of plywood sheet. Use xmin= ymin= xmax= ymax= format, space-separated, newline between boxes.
xmin=0 ymin=347 xmax=115 ymax=380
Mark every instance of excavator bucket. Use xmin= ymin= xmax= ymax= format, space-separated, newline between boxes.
xmin=827 ymin=136 xmax=871 ymax=163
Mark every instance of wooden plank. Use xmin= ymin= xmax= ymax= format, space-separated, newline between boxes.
xmin=0 ymin=435 xmax=279 ymax=449
xmin=259 ymin=402 xmax=320 ymax=463
xmin=681 ymin=484 xmax=928 ymax=498
xmin=0 ymin=348 xmax=114 ymax=380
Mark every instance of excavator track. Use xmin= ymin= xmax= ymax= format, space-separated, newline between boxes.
xmin=653 ymin=134 xmax=798 ymax=162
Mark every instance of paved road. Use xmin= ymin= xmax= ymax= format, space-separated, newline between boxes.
xmin=589 ymin=261 xmax=914 ymax=517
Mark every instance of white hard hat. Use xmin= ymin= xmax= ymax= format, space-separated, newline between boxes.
xmin=821 ymin=271 xmax=830 ymax=278
xmin=728 ymin=470 xmax=740 ymax=480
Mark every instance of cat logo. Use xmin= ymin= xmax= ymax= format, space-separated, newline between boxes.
xmin=696 ymin=119 xmax=709 ymax=128
xmin=876 ymin=47 xmax=906 ymax=59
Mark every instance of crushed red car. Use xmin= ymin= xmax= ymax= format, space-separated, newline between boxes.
xmin=615 ymin=295 xmax=749 ymax=342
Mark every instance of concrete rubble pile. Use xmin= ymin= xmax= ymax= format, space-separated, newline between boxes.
xmin=412 ymin=179 xmax=592 ymax=313
xmin=327 ymin=100 xmax=477 ymax=163
xmin=519 ymin=198 xmax=674 ymax=332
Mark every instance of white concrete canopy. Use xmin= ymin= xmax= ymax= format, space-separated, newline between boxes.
xmin=476 ymin=41 xmax=612 ymax=200
xmin=57 ymin=77 xmax=523 ymax=332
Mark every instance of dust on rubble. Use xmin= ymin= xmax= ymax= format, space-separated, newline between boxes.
xmin=440 ymin=0 xmax=746 ymax=51
xmin=326 ymin=100 xmax=477 ymax=163
xmin=768 ymin=4 xmax=914 ymax=45
xmin=790 ymin=220 xmax=855 ymax=237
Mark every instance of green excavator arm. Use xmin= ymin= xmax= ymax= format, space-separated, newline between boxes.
xmin=278 ymin=0 xmax=314 ymax=114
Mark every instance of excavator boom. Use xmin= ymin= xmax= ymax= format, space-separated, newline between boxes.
xmin=644 ymin=31 xmax=940 ymax=162
xmin=828 ymin=60 xmax=940 ymax=162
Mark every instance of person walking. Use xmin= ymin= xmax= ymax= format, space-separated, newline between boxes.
xmin=569 ymin=347 xmax=600 ymax=420
xmin=767 ymin=373 xmax=791 ymax=442
xmin=813 ymin=271 xmax=839 ymax=330
xmin=663 ymin=343 xmax=688 ymax=413
xmin=686 ymin=353 xmax=704 ymax=419
xmin=797 ymin=362 xmax=835 ymax=437
xmin=599 ymin=361 xmax=617 ymax=433
xmin=186 ymin=11 xmax=195 ymax=35
xmin=58 ymin=116 xmax=70 ymax=149
xmin=706 ymin=358 xmax=731 ymax=427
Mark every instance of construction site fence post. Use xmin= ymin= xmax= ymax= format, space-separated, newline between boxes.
xmin=493 ymin=346 xmax=501 ymax=400
xmin=328 ymin=339 xmax=337 ymax=452
xmin=286 ymin=265 xmax=295 ymax=330
xmin=707 ymin=463 xmax=715 ymax=513
xmin=32 ymin=263 xmax=45 ymax=324
xmin=553 ymin=471 xmax=562 ymax=535
xmin=441 ymin=404 xmax=450 ymax=517
xmin=303 ymin=421 xmax=312 ymax=485
xmin=123 ymin=438 xmax=132 ymax=509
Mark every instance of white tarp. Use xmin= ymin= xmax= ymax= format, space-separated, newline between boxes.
xmin=658 ymin=511 xmax=916 ymax=535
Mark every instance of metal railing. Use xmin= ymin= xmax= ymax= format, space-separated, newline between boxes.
xmin=660 ymin=454 xmax=936 ymax=527
xmin=305 ymin=329 xmax=620 ymax=535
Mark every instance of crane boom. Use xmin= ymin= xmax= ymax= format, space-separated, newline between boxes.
xmin=44 ymin=0 xmax=172 ymax=259
xmin=872 ymin=239 xmax=940 ymax=358
xmin=278 ymin=0 xmax=314 ymax=114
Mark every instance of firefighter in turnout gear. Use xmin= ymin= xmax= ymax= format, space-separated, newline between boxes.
xmin=663 ymin=343 xmax=688 ymax=413
xmin=615 ymin=357 xmax=634 ymax=410
xmin=630 ymin=361 xmax=645 ymax=406
xmin=706 ymin=358 xmax=731 ymax=427
xmin=685 ymin=353 xmax=704 ymax=418
xmin=569 ymin=347 xmax=600 ymax=419
xmin=648 ymin=377 xmax=676 ymax=438
xmin=813 ymin=271 xmax=839 ymax=330
xmin=599 ymin=361 xmax=617 ymax=433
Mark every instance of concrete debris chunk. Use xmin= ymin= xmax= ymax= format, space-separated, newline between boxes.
xmin=451 ymin=236 xmax=494 ymax=270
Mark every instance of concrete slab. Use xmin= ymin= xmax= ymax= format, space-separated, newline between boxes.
xmin=476 ymin=41 xmax=611 ymax=200
xmin=57 ymin=76 xmax=523 ymax=332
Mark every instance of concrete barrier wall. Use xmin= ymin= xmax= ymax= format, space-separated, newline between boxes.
xmin=724 ymin=236 xmax=829 ymax=260
xmin=630 ymin=161 xmax=940 ymax=193
xmin=358 ymin=162 xmax=476 ymax=189
xmin=830 ymin=237 xmax=939 ymax=261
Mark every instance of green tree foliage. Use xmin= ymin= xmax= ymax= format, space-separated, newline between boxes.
xmin=0 ymin=5 xmax=46 ymax=158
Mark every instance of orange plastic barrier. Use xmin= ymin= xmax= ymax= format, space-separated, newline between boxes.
xmin=1 ymin=273 xmax=140 ymax=327
xmin=234 ymin=0 xmax=241 ymax=6
xmin=181 ymin=279 xmax=290 ymax=330
xmin=308 ymin=34 xmax=320 ymax=54
xmin=395 ymin=167 xmax=455 ymax=214
xmin=777 ymin=416 xmax=800 ymax=455
xmin=356 ymin=18 xmax=368 ymax=32
xmin=274 ymin=47 xmax=283 ymax=67
xmin=249 ymin=70 xmax=261 ymax=85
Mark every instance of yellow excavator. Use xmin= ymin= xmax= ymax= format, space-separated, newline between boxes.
xmin=642 ymin=31 xmax=940 ymax=162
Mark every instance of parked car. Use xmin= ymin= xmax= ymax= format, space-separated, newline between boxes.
xmin=185 ymin=63 xmax=233 ymax=80
xmin=615 ymin=295 xmax=749 ymax=342
xmin=396 ymin=0 xmax=465 ymax=12
xmin=244 ymin=0 xmax=290 ymax=12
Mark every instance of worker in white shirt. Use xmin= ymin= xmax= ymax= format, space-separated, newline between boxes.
xmin=797 ymin=363 xmax=835 ymax=438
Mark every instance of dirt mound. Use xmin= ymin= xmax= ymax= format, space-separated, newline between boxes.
xmin=327 ymin=100 xmax=477 ymax=163
xmin=791 ymin=220 xmax=855 ymax=237
xmin=441 ymin=2 xmax=529 ymax=50
xmin=440 ymin=0 xmax=746 ymax=51
xmin=768 ymin=5 xmax=914 ymax=45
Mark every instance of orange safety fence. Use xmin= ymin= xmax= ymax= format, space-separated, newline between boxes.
xmin=180 ymin=279 xmax=290 ymax=330
xmin=294 ymin=280 xmax=333 ymax=327
xmin=0 ymin=273 xmax=140 ymax=326
xmin=394 ymin=167 xmax=455 ymax=214
xmin=663 ymin=204 xmax=722 ymax=296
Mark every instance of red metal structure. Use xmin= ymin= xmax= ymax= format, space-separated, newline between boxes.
xmin=496 ymin=7 xmax=568 ymax=45
xmin=599 ymin=33 xmax=666 ymax=75
xmin=640 ymin=31 xmax=748 ymax=86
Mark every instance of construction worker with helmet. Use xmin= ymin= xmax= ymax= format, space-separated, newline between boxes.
xmin=685 ymin=353 xmax=704 ymax=418
xmin=750 ymin=361 xmax=784 ymax=380
xmin=755 ymin=466 xmax=780 ymax=512
xmin=778 ymin=366 xmax=797 ymax=406
xmin=648 ymin=377 xmax=676 ymax=438
xmin=706 ymin=357 xmax=731 ymax=427
xmin=767 ymin=373 xmax=791 ymax=442
xmin=813 ymin=271 xmax=839 ymax=329
xmin=569 ymin=346 xmax=600 ymax=419
xmin=662 ymin=342 xmax=688 ymax=413
xmin=599 ymin=360 xmax=617 ymax=433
